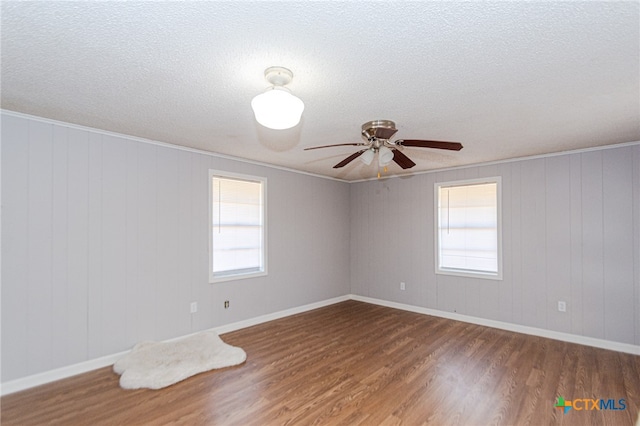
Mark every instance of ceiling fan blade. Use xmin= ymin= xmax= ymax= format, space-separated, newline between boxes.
xmin=392 ymin=149 xmax=416 ymax=169
xmin=304 ymin=143 xmax=365 ymax=151
xmin=333 ymin=150 xmax=367 ymax=168
xmin=396 ymin=139 xmax=463 ymax=151
xmin=373 ymin=127 xmax=398 ymax=140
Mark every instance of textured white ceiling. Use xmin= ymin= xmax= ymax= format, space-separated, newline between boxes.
xmin=2 ymin=1 xmax=639 ymax=181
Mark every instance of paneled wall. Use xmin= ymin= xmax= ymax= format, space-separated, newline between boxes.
xmin=1 ymin=112 xmax=351 ymax=382
xmin=2 ymin=110 xmax=638 ymax=385
xmin=350 ymin=144 xmax=640 ymax=346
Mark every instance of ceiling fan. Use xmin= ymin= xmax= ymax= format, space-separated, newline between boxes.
xmin=305 ymin=120 xmax=463 ymax=170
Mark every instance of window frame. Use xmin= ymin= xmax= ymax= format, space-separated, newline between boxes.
xmin=434 ymin=176 xmax=503 ymax=280
xmin=209 ymin=170 xmax=267 ymax=284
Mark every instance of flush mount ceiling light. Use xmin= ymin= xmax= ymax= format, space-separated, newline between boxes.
xmin=251 ymin=66 xmax=304 ymax=130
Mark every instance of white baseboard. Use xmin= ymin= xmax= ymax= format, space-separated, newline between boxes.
xmin=0 ymin=295 xmax=350 ymax=396
xmin=3 ymin=293 xmax=637 ymax=396
xmin=350 ymin=294 xmax=640 ymax=356
xmin=0 ymin=351 xmax=128 ymax=396
xmin=213 ymin=295 xmax=351 ymax=335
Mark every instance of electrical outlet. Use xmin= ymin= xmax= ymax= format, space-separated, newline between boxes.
xmin=190 ymin=302 xmax=198 ymax=314
xmin=558 ymin=301 xmax=566 ymax=312
xmin=224 ymin=300 xmax=230 ymax=309
xmin=400 ymin=282 xmax=406 ymax=291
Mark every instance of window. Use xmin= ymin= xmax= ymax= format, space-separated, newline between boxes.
xmin=209 ymin=170 xmax=266 ymax=283
xmin=435 ymin=177 xmax=502 ymax=280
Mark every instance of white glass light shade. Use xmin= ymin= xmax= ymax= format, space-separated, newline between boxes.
xmin=378 ymin=146 xmax=394 ymax=166
xmin=360 ymin=149 xmax=375 ymax=165
xmin=251 ymin=86 xmax=304 ymax=130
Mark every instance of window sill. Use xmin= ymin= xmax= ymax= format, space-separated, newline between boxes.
xmin=209 ymin=270 xmax=267 ymax=284
xmin=436 ymin=268 xmax=503 ymax=281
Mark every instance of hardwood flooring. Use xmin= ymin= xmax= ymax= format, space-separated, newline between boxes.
xmin=2 ymin=300 xmax=639 ymax=425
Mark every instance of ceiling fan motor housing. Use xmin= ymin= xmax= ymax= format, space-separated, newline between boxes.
xmin=361 ymin=120 xmax=396 ymax=141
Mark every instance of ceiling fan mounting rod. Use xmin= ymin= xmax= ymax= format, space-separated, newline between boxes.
xmin=369 ymin=138 xmax=383 ymax=149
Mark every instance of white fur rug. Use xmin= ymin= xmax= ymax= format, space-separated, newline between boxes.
xmin=113 ymin=330 xmax=246 ymax=389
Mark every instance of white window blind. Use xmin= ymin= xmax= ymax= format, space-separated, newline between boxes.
xmin=210 ymin=172 xmax=266 ymax=282
xmin=436 ymin=178 xmax=502 ymax=279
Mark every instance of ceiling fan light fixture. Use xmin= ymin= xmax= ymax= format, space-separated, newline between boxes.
xmin=251 ymin=67 xmax=304 ymax=130
xmin=378 ymin=146 xmax=394 ymax=166
xmin=360 ymin=148 xmax=375 ymax=165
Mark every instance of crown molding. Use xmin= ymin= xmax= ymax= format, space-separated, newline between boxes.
xmin=0 ymin=109 xmax=349 ymax=183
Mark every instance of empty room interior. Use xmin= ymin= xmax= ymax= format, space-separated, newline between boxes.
xmin=1 ymin=2 xmax=639 ymax=425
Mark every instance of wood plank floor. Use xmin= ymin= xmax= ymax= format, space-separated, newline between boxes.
xmin=2 ymin=300 xmax=639 ymax=425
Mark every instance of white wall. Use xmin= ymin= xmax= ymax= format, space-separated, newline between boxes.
xmin=350 ymin=144 xmax=640 ymax=346
xmin=1 ymin=112 xmax=351 ymax=382
xmin=2 ymin=109 xmax=638 ymax=386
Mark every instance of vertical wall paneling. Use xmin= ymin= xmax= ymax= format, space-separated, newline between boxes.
xmin=307 ymin=178 xmax=322 ymax=301
xmin=569 ymin=153 xmax=584 ymax=336
xmin=261 ymin=161 xmax=285 ymax=310
xmin=313 ymin=177 xmax=349 ymax=302
xmin=519 ymin=158 xmax=547 ymax=329
xmin=362 ymin=182 xmax=375 ymax=298
xmin=202 ymin=155 xmax=223 ymax=328
xmin=496 ymin=163 xmax=513 ymax=323
xmin=602 ymin=147 xmax=634 ymax=344
xmin=189 ymin=153 xmax=205 ymax=331
xmin=2 ymin=112 xmax=351 ymax=384
xmin=365 ymin=181 xmax=375 ymax=298
xmin=363 ymin=182 xmax=380 ymax=298
xmin=365 ymin=181 xmax=377 ymax=298
xmin=581 ymin=151 xmax=605 ymax=339
xmin=282 ymin=173 xmax=306 ymax=305
xmin=350 ymin=143 xmax=639 ymax=346
xmin=376 ymin=180 xmax=392 ymax=301
xmin=99 ymin=136 xmax=128 ymax=355
xmin=545 ymin=155 xmax=572 ymax=333
xmin=136 ymin=143 xmax=157 ymax=340
xmin=349 ymin=184 xmax=366 ymax=296
xmin=509 ymin=161 xmax=523 ymax=325
xmin=65 ymin=128 xmax=90 ymax=365
xmin=1 ymin=115 xmax=30 ymax=381
xmin=26 ymin=120 xmax=54 ymax=374
xmin=422 ymin=173 xmax=436 ymax=309
xmin=155 ymin=146 xmax=181 ymax=341
xmin=51 ymin=125 xmax=69 ymax=367
xmin=125 ymin=139 xmax=140 ymax=348
xmin=177 ymin=151 xmax=194 ymax=336
xmin=378 ymin=180 xmax=393 ymax=302
xmin=86 ymin=132 xmax=103 ymax=358
xmin=398 ymin=177 xmax=417 ymax=305
xmin=634 ymin=146 xmax=640 ymax=345
xmin=2 ymin=110 xmax=637 ymax=386
xmin=365 ymin=182 xmax=378 ymax=298
xmin=353 ymin=183 xmax=368 ymax=297
xmin=189 ymin=154 xmax=211 ymax=331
